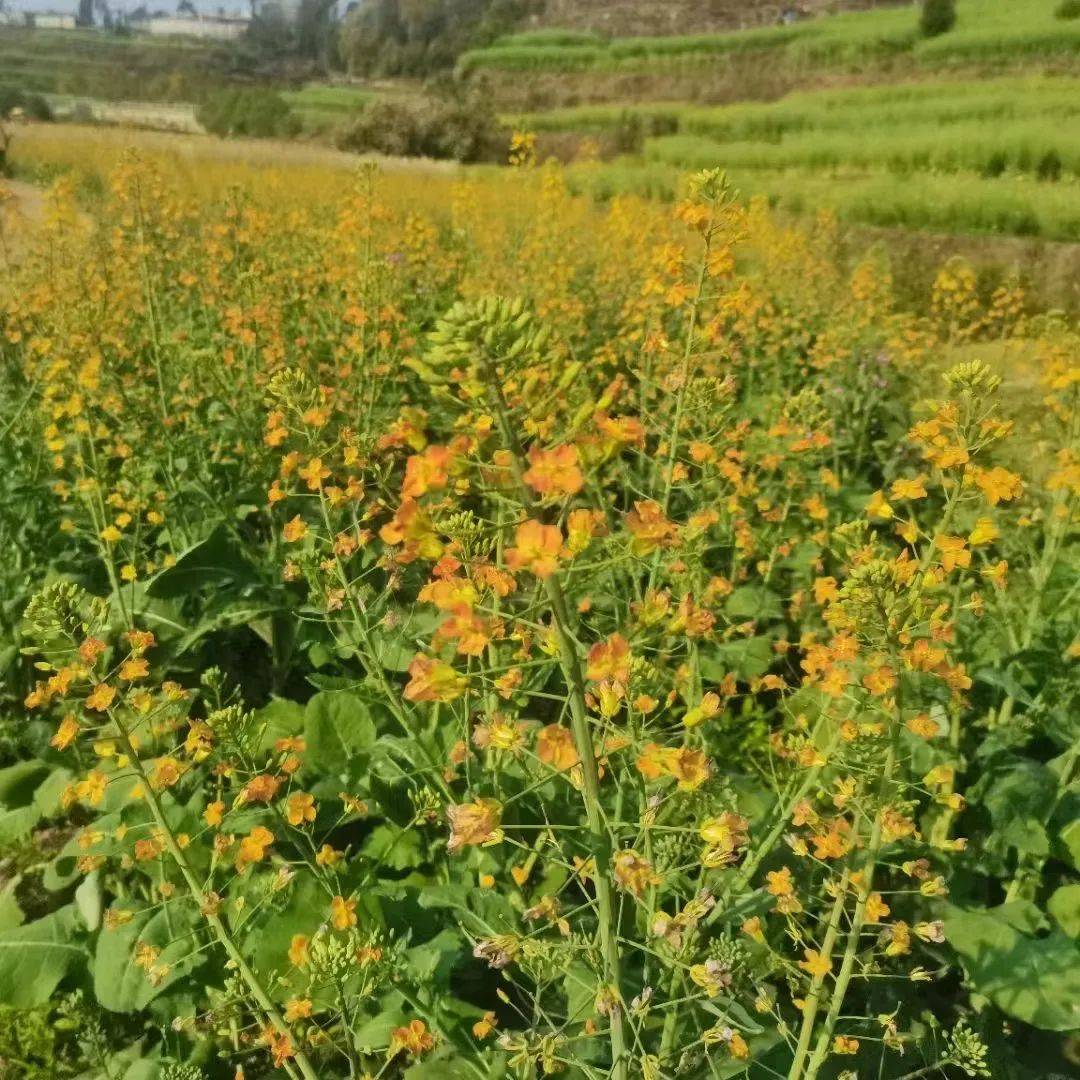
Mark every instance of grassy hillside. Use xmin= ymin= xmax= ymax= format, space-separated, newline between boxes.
xmin=536 ymin=75 xmax=1080 ymax=242
xmin=0 ymin=28 xmax=232 ymax=102
xmin=465 ymin=0 xmax=1080 ymax=106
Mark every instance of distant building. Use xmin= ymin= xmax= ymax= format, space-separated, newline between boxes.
xmin=140 ymin=13 xmax=250 ymax=39
xmin=27 ymin=12 xmax=79 ymax=29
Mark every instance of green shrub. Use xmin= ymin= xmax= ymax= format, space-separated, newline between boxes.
xmin=921 ymin=0 xmax=957 ymax=37
xmin=1056 ymin=0 xmax=1080 ymax=18
xmin=0 ymin=87 xmax=53 ymax=123
xmin=335 ymin=88 xmax=507 ymax=162
xmin=196 ymin=89 xmax=300 ymax=140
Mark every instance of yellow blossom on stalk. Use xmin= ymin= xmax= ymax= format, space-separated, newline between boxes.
xmin=390 ymin=1019 xmax=434 ymax=1059
xmin=865 ymin=490 xmax=893 ymax=520
xmin=119 ymin=657 xmax=149 ymax=681
xmin=235 ymin=826 xmax=274 ymax=871
xmin=288 ymin=934 xmax=309 ymax=967
xmin=446 ymin=799 xmax=503 ymax=853
xmin=798 ymin=948 xmax=832 ymax=979
xmin=613 ymin=849 xmax=661 ymax=896
xmin=316 ymin=844 xmax=343 ymax=866
xmin=667 ymin=747 xmax=711 ymax=791
xmin=286 ymin=792 xmax=316 ymax=826
xmin=331 ymin=895 xmax=358 ymax=930
xmin=890 ymin=475 xmax=927 ymax=501
xmin=504 ymin=519 xmax=564 ymax=578
xmin=536 ymin=724 xmax=579 ymax=771
xmin=404 ymin=655 xmax=467 ymax=703
xmin=683 ymin=691 xmax=721 ymax=728
xmin=150 ymin=757 xmax=185 ymax=791
xmin=51 ymin=714 xmax=80 ymax=751
xmin=586 ymin=633 xmax=631 ymax=683
xmin=625 ymin=499 xmax=678 ymax=555
xmin=284 ymin=998 xmax=312 ymax=1023
xmin=973 ymin=466 xmax=1023 ymax=505
xmin=282 ymin=515 xmax=308 ymax=542
xmin=523 ymin=444 xmax=583 ymax=498
xmin=968 ymin=517 xmax=998 ymax=546
xmin=86 ymin=683 xmax=117 ymax=712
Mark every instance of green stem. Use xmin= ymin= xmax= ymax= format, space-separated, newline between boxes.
xmin=485 ymin=369 xmax=628 ymax=1080
xmin=111 ymin=713 xmax=320 ymax=1080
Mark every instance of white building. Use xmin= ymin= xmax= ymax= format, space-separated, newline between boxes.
xmin=28 ymin=12 xmax=78 ymax=29
xmin=141 ymin=14 xmax=250 ymax=40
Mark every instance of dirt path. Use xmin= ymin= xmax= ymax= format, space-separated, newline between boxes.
xmin=1 ymin=179 xmax=47 ymax=226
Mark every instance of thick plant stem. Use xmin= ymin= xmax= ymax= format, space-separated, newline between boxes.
xmin=545 ymin=575 xmax=629 ymax=1079
xmin=485 ymin=373 xmax=628 ymax=1080
xmin=799 ymin=741 xmax=897 ymax=1080
xmin=112 ymin=715 xmax=321 ymax=1080
xmin=786 ymin=867 xmax=852 ymax=1080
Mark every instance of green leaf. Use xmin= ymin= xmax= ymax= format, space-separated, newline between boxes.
xmin=34 ymin=767 xmax=73 ymax=816
xmin=700 ymin=635 xmax=775 ymax=681
xmin=405 ymin=928 xmax=462 ymax=986
xmin=973 ymin=760 xmax=1056 ymax=856
xmin=251 ymin=696 xmax=305 ymax=756
xmin=0 ymin=881 xmax=24 ymax=932
xmin=362 ymin=825 xmax=425 ymax=870
xmin=0 ymin=804 xmax=42 ymax=846
xmin=94 ymin=905 xmax=204 ymax=1012
xmin=1060 ymin=819 xmax=1080 ymax=871
xmin=0 ymin=906 xmax=84 ymax=1006
xmin=1048 ymin=885 xmax=1080 ymax=939
xmin=304 ymin=691 xmax=377 ymax=773
xmin=725 ymin=585 xmax=782 ymax=622
xmin=0 ymin=761 xmax=51 ymax=808
xmin=75 ymin=871 xmax=104 ymax=931
xmin=368 ymin=772 xmax=416 ymax=828
xmin=353 ymin=996 xmax=408 ymax=1053
xmin=248 ymin=875 xmax=327 ymax=976
xmin=564 ymin=960 xmax=599 ymax=1022
xmin=146 ymin=524 xmax=259 ymax=599
xmin=944 ymin=904 xmax=1080 ymax=1031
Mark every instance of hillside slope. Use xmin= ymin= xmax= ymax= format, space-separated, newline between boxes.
xmin=533 ymin=0 xmax=894 ymax=37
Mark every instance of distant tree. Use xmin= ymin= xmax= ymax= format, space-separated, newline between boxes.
xmin=920 ymin=0 xmax=956 ymax=37
xmin=177 ymin=0 xmax=197 ymax=14
xmin=77 ymin=0 xmax=94 ymax=26
xmin=340 ymin=0 xmax=539 ymax=77
xmin=297 ymin=0 xmax=338 ymax=64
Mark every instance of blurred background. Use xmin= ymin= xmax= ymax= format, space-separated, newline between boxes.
xmin=3 ymin=0 xmax=1080 ymax=308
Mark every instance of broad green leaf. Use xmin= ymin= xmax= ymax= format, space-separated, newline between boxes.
xmin=405 ymin=928 xmax=462 ymax=986
xmin=362 ymin=824 xmax=425 ymax=870
xmin=76 ymin=871 xmax=104 ymax=931
xmin=945 ymin=904 xmax=1080 ymax=1031
xmin=353 ymin=996 xmax=408 ymax=1053
xmin=34 ymin=766 xmax=73 ymax=816
xmin=94 ymin=905 xmax=204 ymax=1012
xmin=0 ymin=906 xmax=83 ymax=1006
xmin=1048 ymin=885 xmax=1080 ymax=939
xmin=146 ymin=524 xmax=259 ymax=599
xmin=700 ymin=635 xmax=775 ymax=681
xmin=0 ymin=760 xmax=51 ymax=808
xmin=725 ymin=585 xmax=782 ymax=622
xmin=248 ymin=875 xmax=328 ymax=977
xmin=252 ymin=696 xmax=305 ymax=755
xmin=564 ymin=960 xmax=599 ymax=1023
xmin=1060 ymin=819 xmax=1080 ymax=871
xmin=304 ymin=690 xmax=377 ymax=772
xmin=368 ymin=772 xmax=416 ymax=828
xmin=0 ymin=804 xmax=42 ymax=846
xmin=0 ymin=882 xmax=23 ymax=932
